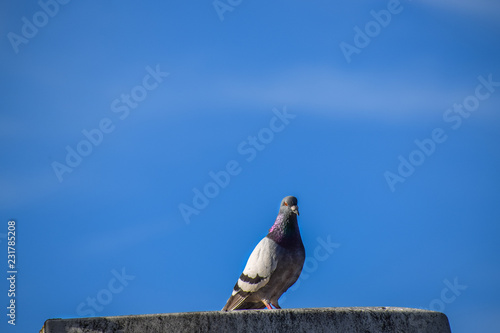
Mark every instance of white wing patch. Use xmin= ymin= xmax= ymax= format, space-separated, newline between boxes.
xmin=237 ymin=237 xmax=278 ymax=293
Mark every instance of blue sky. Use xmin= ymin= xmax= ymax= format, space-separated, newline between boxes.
xmin=1 ymin=1 xmax=500 ymax=332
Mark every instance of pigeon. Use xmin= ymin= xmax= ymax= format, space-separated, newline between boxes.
xmin=222 ymin=196 xmax=305 ymax=311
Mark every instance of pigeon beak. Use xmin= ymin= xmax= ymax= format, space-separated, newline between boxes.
xmin=291 ymin=205 xmax=299 ymax=216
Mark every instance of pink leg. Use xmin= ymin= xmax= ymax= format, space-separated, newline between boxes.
xmin=262 ymin=300 xmax=273 ymax=309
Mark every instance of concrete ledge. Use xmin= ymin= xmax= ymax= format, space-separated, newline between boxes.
xmin=41 ymin=307 xmax=452 ymax=333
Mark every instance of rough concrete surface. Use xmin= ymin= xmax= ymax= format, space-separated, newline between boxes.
xmin=40 ymin=307 xmax=452 ymax=333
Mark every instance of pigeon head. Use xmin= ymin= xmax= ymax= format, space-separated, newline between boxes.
xmin=280 ymin=196 xmax=299 ymax=216
xmin=268 ymin=196 xmax=302 ymax=248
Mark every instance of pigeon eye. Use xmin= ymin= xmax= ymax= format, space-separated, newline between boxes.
xmin=284 ymin=202 xmax=288 ymax=206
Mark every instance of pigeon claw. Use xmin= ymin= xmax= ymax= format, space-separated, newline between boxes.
xmin=262 ymin=300 xmax=273 ymax=310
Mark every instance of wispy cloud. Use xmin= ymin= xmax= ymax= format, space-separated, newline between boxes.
xmin=418 ymin=0 xmax=500 ymax=23
xmin=163 ymin=65 xmax=500 ymax=123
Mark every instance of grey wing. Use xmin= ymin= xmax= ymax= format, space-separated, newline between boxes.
xmin=222 ymin=237 xmax=278 ymax=311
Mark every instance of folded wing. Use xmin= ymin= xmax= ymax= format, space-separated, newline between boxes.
xmin=222 ymin=237 xmax=278 ymax=310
